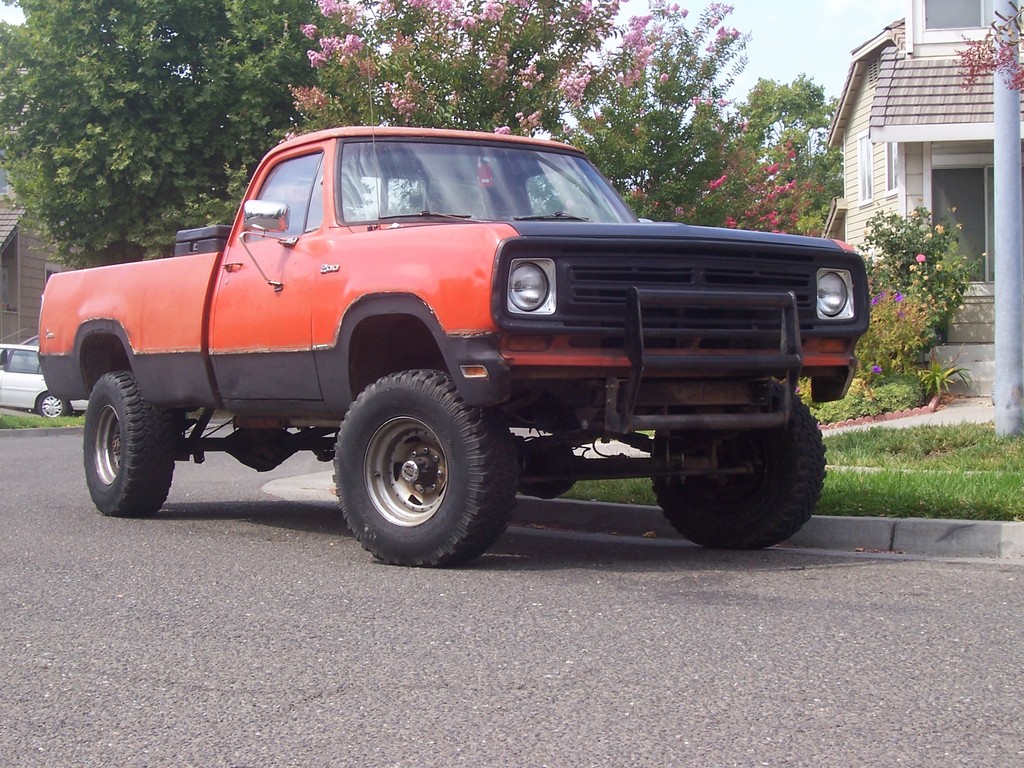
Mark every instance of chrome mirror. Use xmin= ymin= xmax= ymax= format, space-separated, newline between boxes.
xmin=243 ymin=200 xmax=289 ymax=233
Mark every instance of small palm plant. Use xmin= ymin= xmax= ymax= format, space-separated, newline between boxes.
xmin=919 ymin=351 xmax=972 ymax=401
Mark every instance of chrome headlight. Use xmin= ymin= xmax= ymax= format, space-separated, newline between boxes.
xmin=507 ymin=259 xmax=555 ymax=314
xmin=816 ymin=269 xmax=854 ymax=320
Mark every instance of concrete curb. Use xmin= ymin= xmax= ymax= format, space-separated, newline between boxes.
xmin=0 ymin=426 xmax=84 ymax=438
xmin=262 ymin=473 xmax=1024 ymax=560
xmin=511 ymin=497 xmax=1024 ymax=559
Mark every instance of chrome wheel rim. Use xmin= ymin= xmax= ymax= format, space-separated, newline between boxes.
xmin=364 ymin=416 xmax=448 ymax=527
xmin=39 ymin=395 xmax=64 ymax=418
xmin=93 ymin=405 xmax=122 ymax=486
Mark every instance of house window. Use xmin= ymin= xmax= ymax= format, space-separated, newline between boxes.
xmin=932 ymin=167 xmax=993 ymax=281
xmin=924 ymin=0 xmax=993 ymax=29
xmin=885 ymin=143 xmax=899 ymax=195
xmin=1 ymin=261 xmax=9 ymax=308
xmin=857 ymin=134 xmax=874 ymax=204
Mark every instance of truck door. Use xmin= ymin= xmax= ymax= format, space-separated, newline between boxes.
xmin=209 ymin=150 xmax=328 ymax=411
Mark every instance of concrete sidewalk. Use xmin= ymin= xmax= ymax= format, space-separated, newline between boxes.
xmin=263 ymin=396 xmax=1024 ymax=560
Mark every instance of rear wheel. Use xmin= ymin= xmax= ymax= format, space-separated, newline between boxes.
xmin=654 ymin=396 xmax=824 ymax=549
xmin=334 ymin=370 xmax=518 ymax=567
xmin=36 ymin=392 xmax=70 ymax=418
xmin=83 ymin=372 xmax=178 ymax=518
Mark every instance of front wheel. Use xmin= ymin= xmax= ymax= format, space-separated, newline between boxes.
xmin=654 ymin=396 xmax=825 ymax=549
xmin=334 ymin=370 xmax=518 ymax=567
xmin=83 ymin=372 xmax=178 ymax=518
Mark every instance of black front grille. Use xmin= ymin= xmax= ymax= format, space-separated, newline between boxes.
xmin=562 ymin=257 xmax=816 ymax=333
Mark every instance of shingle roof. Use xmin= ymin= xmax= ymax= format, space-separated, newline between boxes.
xmin=0 ymin=204 xmax=24 ymax=253
xmin=870 ymin=42 xmax=1005 ymax=129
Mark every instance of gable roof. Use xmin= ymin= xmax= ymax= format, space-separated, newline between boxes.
xmin=831 ymin=17 xmax=1022 ymax=145
xmin=0 ymin=204 xmax=23 ymax=254
xmin=828 ymin=19 xmax=904 ymax=148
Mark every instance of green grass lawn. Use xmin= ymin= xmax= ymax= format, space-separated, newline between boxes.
xmin=0 ymin=413 xmax=85 ymax=430
xmin=563 ymin=423 xmax=1024 ymax=523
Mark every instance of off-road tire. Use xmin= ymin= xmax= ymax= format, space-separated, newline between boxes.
xmin=334 ymin=370 xmax=519 ymax=567
xmin=653 ymin=395 xmax=825 ymax=549
xmin=83 ymin=371 xmax=178 ymax=518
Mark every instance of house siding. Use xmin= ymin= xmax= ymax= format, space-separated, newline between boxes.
xmin=0 ymin=206 xmax=60 ymax=344
xmin=841 ymin=64 xmax=901 ymax=249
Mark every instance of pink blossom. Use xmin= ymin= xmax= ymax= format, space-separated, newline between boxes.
xmin=916 ymin=253 xmax=927 ymax=263
xmin=558 ymin=68 xmax=592 ymax=105
xmin=659 ymin=73 xmax=669 ymax=83
xmin=317 ymin=0 xmax=344 ymax=16
xmin=481 ymin=1 xmax=504 ymax=22
xmin=301 ymin=24 xmax=319 ymax=40
xmin=494 ymin=126 xmax=512 ymax=135
xmin=520 ymin=61 xmax=544 ymax=90
xmin=708 ymin=174 xmax=727 ymax=190
xmin=516 ymin=110 xmax=543 ymax=130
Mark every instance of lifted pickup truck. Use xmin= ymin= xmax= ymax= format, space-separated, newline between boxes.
xmin=40 ymin=126 xmax=868 ymax=567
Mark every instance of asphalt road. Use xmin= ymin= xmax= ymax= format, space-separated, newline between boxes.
xmin=2 ymin=432 xmax=1023 ymax=767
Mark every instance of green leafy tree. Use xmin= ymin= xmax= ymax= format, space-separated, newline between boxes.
xmin=0 ymin=0 xmax=317 ymax=265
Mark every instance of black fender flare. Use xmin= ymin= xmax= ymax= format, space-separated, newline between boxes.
xmin=315 ymin=293 xmax=510 ymax=414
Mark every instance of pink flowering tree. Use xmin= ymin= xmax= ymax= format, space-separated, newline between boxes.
xmin=710 ymin=75 xmax=841 ymax=235
xmin=958 ymin=3 xmax=1024 ymax=89
xmin=563 ymin=2 xmax=749 ymax=222
xmin=293 ymin=0 xmax=619 ymax=133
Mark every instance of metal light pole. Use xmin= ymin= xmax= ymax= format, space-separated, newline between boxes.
xmin=992 ymin=0 xmax=1024 ymax=436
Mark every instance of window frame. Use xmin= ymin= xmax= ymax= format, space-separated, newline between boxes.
xmin=857 ymin=133 xmax=874 ymax=205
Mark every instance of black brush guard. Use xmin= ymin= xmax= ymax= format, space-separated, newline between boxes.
xmin=604 ymin=287 xmax=802 ymax=433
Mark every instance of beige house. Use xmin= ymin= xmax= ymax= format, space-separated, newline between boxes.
xmin=825 ymin=0 xmax=1015 ymax=395
xmin=1 ymin=194 xmax=62 ymax=344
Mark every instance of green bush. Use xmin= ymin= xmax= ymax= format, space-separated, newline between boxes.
xmin=807 ymin=374 xmax=923 ymax=425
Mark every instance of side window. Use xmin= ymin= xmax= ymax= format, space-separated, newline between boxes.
xmin=256 ymin=152 xmax=324 ymax=236
xmin=7 ymin=350 xmax=41 ymax=375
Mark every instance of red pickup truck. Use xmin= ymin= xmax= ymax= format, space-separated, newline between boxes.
xmin=40 ymin=126 xmax=868 ymax=566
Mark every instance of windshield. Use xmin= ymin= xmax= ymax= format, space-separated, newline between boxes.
xmin=338 ymin=139 xmax=636 ymax=224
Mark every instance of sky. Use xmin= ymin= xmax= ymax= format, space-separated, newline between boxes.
xmin=0 ymin=0 xmax=902 ymax=100
xmin=724 ymin=0 xmax=903 ymax=99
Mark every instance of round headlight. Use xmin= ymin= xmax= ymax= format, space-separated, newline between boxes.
xmin=509 ymin=262 xmax=549 ymax=312
xmin=817 ymin=271 xmax=849 ymax=318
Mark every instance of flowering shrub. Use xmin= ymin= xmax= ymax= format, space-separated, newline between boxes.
xmin=862 ymin=207 xmax=972 ymax=341
xmin=855 ymin=291 xmax=933 ymax=378
xmin=295 ymin=0 xmax=621 ymax=134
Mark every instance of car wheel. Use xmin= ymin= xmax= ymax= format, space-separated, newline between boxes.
xmin=334 ymin=370 xmax=519 ymax=567
xmin=83 ymin=371 xmax=179 ymax=518
xmin=653 ymin=393 xmax=825 ymax=549
xmin=36 ymin=392 xmax=70 ymax=418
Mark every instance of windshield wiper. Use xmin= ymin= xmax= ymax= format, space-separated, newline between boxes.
xmin=378 ymin=210 xmax=473 ymax=222
xmin=513 ymin=211 xmax=589 ymax=222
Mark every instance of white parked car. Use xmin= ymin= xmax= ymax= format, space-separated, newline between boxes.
xmin=0 ymin=344 xmax=87 ymax=418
